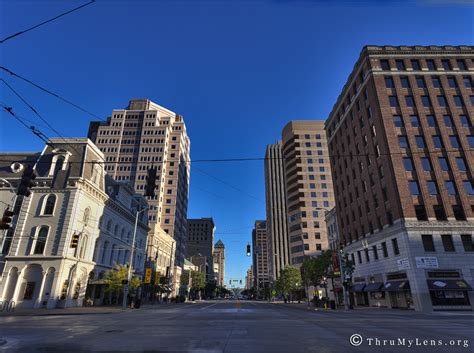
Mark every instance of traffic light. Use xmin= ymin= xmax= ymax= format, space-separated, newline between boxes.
xmin=246 ymin=243 xmax=251 ymax=256
xmin=17 ymin=164 xmax=36 ymax=197
xmin=144 ymin=166 xmax=157 ymax=197
xmin=239 ymin=280 xmax=242 ymax=285
xmin=229 ymin=280 xmax=232 ymax=285
xmin=0 ymin=208 xmax=14 ymax=230
xmin=70 ymin=233 xmax=80 ymax=248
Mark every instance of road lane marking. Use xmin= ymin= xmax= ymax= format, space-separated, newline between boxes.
xmin=199 ymin=302 xmax=219 ymax=310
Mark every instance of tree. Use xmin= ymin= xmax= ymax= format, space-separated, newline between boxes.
xmin=275 ymin=266 xmax=302 ymax=301
xmin=301 ymin=250 xmax=333 ymax=288
xmin=104 ymin=264 xmax=141 ymax=299
xmin=190 ymin=271 xmax=205 ymax=299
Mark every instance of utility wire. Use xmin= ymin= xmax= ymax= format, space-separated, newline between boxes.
xmin=0 ymin=65 xmax=103 ymax=120
xmin=0 ymin=1 xmax=96 ymax=44
xmin=0 ymin=80 xmax=82 ymax=154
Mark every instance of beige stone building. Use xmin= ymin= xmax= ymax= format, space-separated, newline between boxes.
xmin=281 ymin=121 xmax=335 ymax=266
xmin=213 ymin=240 xmax=225 ymax=287
xmin=88 ymin=99 xmax=191 ymax=273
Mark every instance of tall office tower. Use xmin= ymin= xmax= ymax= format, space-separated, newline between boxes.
xmin=252 ymin=220 xmax=270 ymax=292
xmin=264 ymin=141 xmax=290 ymax=280
xmin=88 ymin=99 xmax=191 ymax=266
xmin=186 ymin=218 xmax=215 ymax=281
xmin=281 ymin=121 xmax=335 ymax=266
xmin=245 ymin=266 xmax=253 ymax=290
xmin=325 ymin=45 xmax=474 ymax=311
xmin=213 ymin=240 xmax=225 ymax=287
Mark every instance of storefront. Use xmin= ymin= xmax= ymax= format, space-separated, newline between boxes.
xmin=351 ymin=283 xmax=368 ymax=306
xmin=427 ymin=279 xmax=472 ymax=310
xmin=383 ymin=280 xmax=413 ymax=309
xmin=364 ymin=282 xmax=387 ymax=308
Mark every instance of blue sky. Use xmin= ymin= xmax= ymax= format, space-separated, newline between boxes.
xmin=0 ymin=0 xmax=472 ymax=284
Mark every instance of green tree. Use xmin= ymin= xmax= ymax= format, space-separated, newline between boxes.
xmin=301 ymin=250 xmax=333 ymax=287
xmin=275 ymin=266 xmax=302 ymax=300
xmin=104 ymin=264 xmax=141 ymax=296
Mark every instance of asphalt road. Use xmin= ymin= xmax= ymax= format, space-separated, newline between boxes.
xmin=0 ymin=301 xmax=472 ymax=353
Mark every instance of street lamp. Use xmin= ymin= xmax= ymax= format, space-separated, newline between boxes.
xmin=122 ymin=206 xmax=148 ymax=310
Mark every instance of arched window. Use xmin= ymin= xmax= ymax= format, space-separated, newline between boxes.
xmin=34 ymin=226 xmax=48 ymax=254
xmin=83 ymin=208 xmax=90 ymax=226
xmin=101 ymin=241 xmax=109 ymax=264
xmin=43 ymin=194 xmax=56 ymax=215
xmin=54 ymin=156 xmax=65 ymax=175
xmin=78 ymin=234 xmax=88 ymax=259
xmin=110 ymin=245 xmax=117 ymax=266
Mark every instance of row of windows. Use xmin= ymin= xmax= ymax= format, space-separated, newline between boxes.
xmin=389 ymin=94 xmax=471 ymax=108
xmin=403 ymin=156 xmax=470 ymax=174
xmin=385 ymin=75 xmax=472 ymax=89
xmin=393 ymin=114 xmax=471 ymax=128
xmin=351 ymin=238 xmax=400 ymax=266
xmin=421 ymin=234 xmax=473 ymax=252
xmin=409 ymin=180 xmax=473 ymax=196
xmin=380 ymin=58 xmax=468 ymax=71
xmin=398 ymin=134 xmax=474 ymax=149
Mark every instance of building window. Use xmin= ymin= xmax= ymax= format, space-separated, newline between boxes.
xmin=83 ymin=208 xmax=90 ymax=226
xmin=381 ymin=242 xmax=388 ymax=257
xmin=432 ymin=76 xmax=441 ymax=88
xmin=441 ymin=59 xmax=451 ymax=70
xmin=396 ymin=60 xmax=405 ymax=70
xmin=461 ymin=234 xmax=473 ymax=252
xmin=415 ymin=136 xmax=426 ymax=148
xmin=403 ymin=158 xmax=414 ymax=171
xmin=380 ymin=60 xmax=390 ymax=70
xmin=385 ymin=77 xmax=395 ymax=88
xmin=426 ymin=60 xmax=436 ymax=70
xmin=411 ymin=60 xmax=421 ymax=71
xmin=426 ymin=115 xmax=437 ymax=127
xmin=434 ymin=205 xmax=447 ymax=221
xmin=421 ymin=96 xmax=431 ymax=107
xmin=410 ymin=115 xmax=420 ymax=127
xmin=463 ymin=76 xmax=472 ymax=88
xmin=409 ymin=181 xmax=420 ymax=195
xmin=357 ymin=251 xmax=362 ymax=264
xmin=457 ymin=60 xmax=466 ymax=70
xmin=43 ymin=194 xmax=56 ymax=215
xmin=400 ymin=76 xmax=410 ymax=88
xmin=416 ymin=76 xmax=426 ymax=88
xmin=398 ymin=136 xmax=409 ymax=149
xmin=441 ymin=234 xmax=455 ymax=252
xmin=405 ymin=96 xmax=415 ymax=107
xmin=427 ymin=181 xmax=438 ymax=195
xmin=421 ymin=157 xmax=432 ymax=171
xmin=432 ymin=135 xmax=443 ymax=149
xmin=364 ymin=248 xmax=370 ymax=262
xmin=453 ymin=205 xmax=466 ymax=221
xmin=422 ymin=235 xmax=435 ymax=252
xmin=468 ymin=136 xmax=474 ymax=148
xmin=392 ymin=238 xmax=400 ymax=256
xmin=438 ymin=157 xmax=450 ymax=171
xmin=393 ymin=115 xmax=403 ymax=127
xmin=437 ymin=96 xmax=447 ymax=107
xmin=389 ymin=96 xmax=399 ymax=107
xmin=447 ymin=76 xmax=458 ymax=88
xmin=443 ymin=115 xmax=454 ymax=127
xmin=453 ymin=95 xmax=464 ymax=107
xmin=33 ymin=226 xmax=48 ymax=255
xmin=460 ymin=115 xmax=471 ymax=127
xmin=415 ymin=205 xmax=428 ymax=221
xmin=456 ymin=157 xmax=467 ymax=172
xmin=463 ymin=180 xmax=474 ymax=195
xmin=445 ymin=181 xmax=457 ymax=195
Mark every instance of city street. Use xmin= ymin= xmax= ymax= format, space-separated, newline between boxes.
xmin=0 ymin=301 xmax=472 ymax=352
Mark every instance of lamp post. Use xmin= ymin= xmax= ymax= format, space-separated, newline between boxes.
xmin=122 ymin=206 xmax=147 ymax=310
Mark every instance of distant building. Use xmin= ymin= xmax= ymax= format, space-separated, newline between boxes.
xmin=252 ymin=221 xmax=270 ymax=292
xmin=213 ymin=240 xmax=225 ymax=287
xmin=88 ymin=99 xmax=191 ymax=268
xmin=0 ymin=138 xmax=148 ymax=309
xmin=281 ymin=121 xmax=335 ymax=266
xmin=264 ymin=141 xmax=290 ymax=281
xmin=325 ymin=207 xmax=339 ymax=251
xmin=325 ymin=45 xmax=474 ymax=311
xmin=245 ymin=266 xmax=253 ymax=290
xmin=186 ymin=218 xmax=215 ymax=281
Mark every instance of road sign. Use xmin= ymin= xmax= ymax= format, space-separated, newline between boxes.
xmin=144 ymin=268 xmax=152 ymax=284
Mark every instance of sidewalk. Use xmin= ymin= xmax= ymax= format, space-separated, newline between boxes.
xmin=0 ymin=306 xmax=125 ymax=317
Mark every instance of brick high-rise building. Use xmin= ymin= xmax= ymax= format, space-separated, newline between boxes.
xmin=252 ymin=220 xmax=270 ymax=293
xmin=325 ymin=45 xmax=474 ymax=311
xmin=88 ymin=99 xmax=191 ymax=267
xmin=213 ymin=240 xmax=225 ymax=287
xmin=281 ymin=121 xmax=335 ymax=266
xmin=186 ymin=218 xmax=215 ymax=281
xmin=264 ymin=141 xmax=290 ymax=281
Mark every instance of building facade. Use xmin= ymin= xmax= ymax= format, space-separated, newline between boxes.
xmin=245 ymin=266 xmax=253 ymax=290
xmin=0 ymin=138 xmax=147 ymax=309
xmin=252 ymin=221 xmax=270 ymax=292
xmin=264 ymin=141 xmax=290 ymax=281
xmin=325 ymin=207 xmax=339 ymax=251
xmin=325 ymin=45 xmax=474 ymax=311
xmin=186 ymin=218 xmax=215 ymax=281
xmin=213 ymin=240 xmax=225 ymax=287
xmin=281 ymin=121 xmax=335 ymax=266
xmin=88 ymin=99 xmax=191 ymax=267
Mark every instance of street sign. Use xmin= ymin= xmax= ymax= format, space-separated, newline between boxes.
xmin=397 ymin=258 xmax=410 ymax=270
xmin=144 ymin=268 xmax=152 ymax=284
xmin=415 ymin=257 xmax=439 ymax=269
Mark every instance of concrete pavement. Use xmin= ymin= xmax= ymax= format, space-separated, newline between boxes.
xmin=0 ymin=300 xmax=472 ymax=352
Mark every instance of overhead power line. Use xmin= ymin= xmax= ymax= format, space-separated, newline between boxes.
xmin=0 ymin=65 xmax=104 ymax=120
xmin=0 ymin=0 xmax=96 ymax=44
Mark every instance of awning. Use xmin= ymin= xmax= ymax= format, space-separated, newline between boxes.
xmin=351 ymin=283 xmax=366 ymax=292
xmin=383 ymin=280 xmax=410 ymax=292
xmin=364 ymin=282 xmax=384 ymax=292
xmin=427 ymin=280 xmax=473 ymax=291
